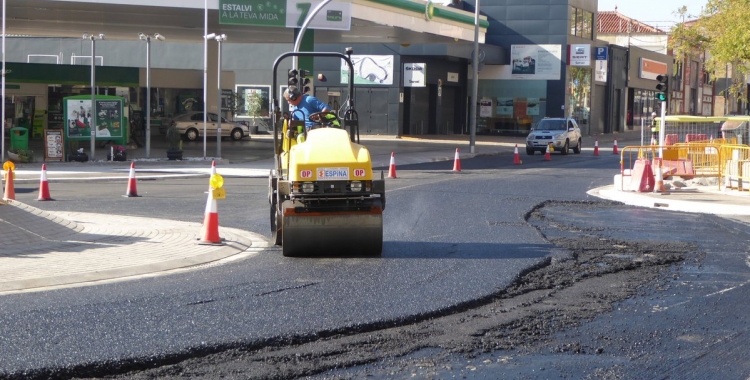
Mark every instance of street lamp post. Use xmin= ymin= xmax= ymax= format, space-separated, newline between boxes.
xmin=84 ymin=32 xmax=105 ymax=161
xmin=203 ymin=0 xmax=208 ymax=159
xmin=214 ymin=34 xmax=226 ymax=158
xmin=138 ymin=32 xmax=164 ymax=159
xmin=2 ymin=0 xmax=6 ymax=163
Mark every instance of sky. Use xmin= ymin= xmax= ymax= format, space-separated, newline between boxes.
xmin=597 ymin=0 xmax=709 ymax=30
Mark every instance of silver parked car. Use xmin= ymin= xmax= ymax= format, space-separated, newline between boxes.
xmin=525 ymin=117 xmax=582 ymax=155
xmin=170 ymin=112 xmax=252 ymax=141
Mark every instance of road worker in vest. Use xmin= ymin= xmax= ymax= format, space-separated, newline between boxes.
xmin=650 ymin=111 xmax=659 ymax=144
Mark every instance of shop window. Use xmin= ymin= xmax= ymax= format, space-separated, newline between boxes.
xmin=569 ymin=7 xmax=576 ymax=36
xmin=569 ymin=67 xmax=591 ymax=125
xmin=234 ymin=85 xmax=271 ymax=119
xmin=569 ymin=6 xmax=594 ymax=39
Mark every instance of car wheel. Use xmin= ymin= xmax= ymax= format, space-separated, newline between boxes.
xmin=185 ymin=128 xmax=199 ymax=141
xmin=526 ymin=148 xmax=535 ymax=155
xmin=231 ymin=128 xmax=244 ymax=141
xmin=573 ymin=138 xmax=582 ymax=154
xmin=561 ymin=140 xmax=569 ymax=155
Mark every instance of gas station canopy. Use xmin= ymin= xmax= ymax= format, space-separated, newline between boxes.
xmin=7 ymin=0 xmax=486 ymax=44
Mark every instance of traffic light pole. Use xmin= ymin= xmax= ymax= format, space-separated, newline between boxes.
xmin=655 ymin=74 xmax=669 ymax=159
xmin=659 ymin=101 xmax=666 ymax=159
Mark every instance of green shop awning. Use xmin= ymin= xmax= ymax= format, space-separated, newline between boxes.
xmin=5 ymin=62 xmax=139 ymax=87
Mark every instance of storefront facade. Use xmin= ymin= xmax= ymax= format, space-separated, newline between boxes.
xmin=469 ymin=0 xmax=598 ymax=135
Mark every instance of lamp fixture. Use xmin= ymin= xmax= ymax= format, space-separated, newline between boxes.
xmin=83 ymin=32 xmax=105 ymax=40
xmin=139 ymin=33 xmax=165 ymax=41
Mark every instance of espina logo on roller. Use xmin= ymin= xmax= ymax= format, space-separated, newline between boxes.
xmin=425 ymin=0 xmax=434 ymax=20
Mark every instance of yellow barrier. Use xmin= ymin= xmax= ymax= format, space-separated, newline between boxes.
xmin=671 ymin=143 xmax=722 ymax=177
xmin=620 ymin=142 xmax=750 ymax=192
xmin=719 ymin=144 xmax=750 ymax=191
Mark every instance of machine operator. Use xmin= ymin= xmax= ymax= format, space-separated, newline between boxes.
xmin=283 ymin=86 xmax=339 ymax=130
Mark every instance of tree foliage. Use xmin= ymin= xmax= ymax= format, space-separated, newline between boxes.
xmin=670 ymin=0 xmax=750 ymax=96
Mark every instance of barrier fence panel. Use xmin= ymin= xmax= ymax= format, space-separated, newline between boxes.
xmin=671 ymin=143 xmax=722 ymax=177
xmin=719 ymin=144 xmax=750 ymax=192
xmin=620 ymin=116 xmax=750 ymax=193
xmin=661 ymin=116 xmax=726 ymax=144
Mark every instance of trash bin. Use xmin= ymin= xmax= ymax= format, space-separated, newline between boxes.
xmin=10 ymin=127 xmax=28 ymax=151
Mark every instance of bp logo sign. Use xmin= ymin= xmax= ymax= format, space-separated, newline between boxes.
xmin=425 ymin=0 xmax=434 ymax=20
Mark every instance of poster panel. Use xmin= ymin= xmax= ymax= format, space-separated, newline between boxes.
xmin=44 ymin=129 xmax=64 ymax=161
xmin=403 ymin=63 xmax=426 ymax=87
xmin=510 ymin=45 xmax=562 ymax=80
xmin=65 ymin=97 xmax=124 ymax=140
xmin=497 ymin=98 xmax=514 ymax=115
xmin=94 ymin=99 xmax=123 ymax=138
xmin=341 ymin=55 xmax=393 ymax=85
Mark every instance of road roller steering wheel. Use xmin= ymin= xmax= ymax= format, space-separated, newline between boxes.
xmin=308 ymin=111 xmax=338 ymax=126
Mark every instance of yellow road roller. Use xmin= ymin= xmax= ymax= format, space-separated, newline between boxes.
xmin=269 ymin=51 xmax=386 ymax=257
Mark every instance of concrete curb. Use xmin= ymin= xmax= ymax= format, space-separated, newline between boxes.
xmin=589 ymin=185 xmax=750 ymax=216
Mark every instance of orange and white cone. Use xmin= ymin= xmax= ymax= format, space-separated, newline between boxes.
xmin=123 ymin=162 xmax=141 ymax=197
xmin=37 ymin=164 xmax=54 ymax=201
xmin=612 ymin=139 xmax=619 ymax=154
xmin=3 ymin=168 xmax=15 ymax=200
xmin=654 ymin=166 xmax=665 ymax=193
xmin=593 ymin=139 xmax=600 ymax=156
xmin=387 ymin=152 xmax=397 ymax=179
xmin=452 ymin=148 xmax=462 ymax=172
xmin=207 ymin=160 xmax=217 ymax=192
xmin=513 ymin=144 xmax=521 ymax=165
xmin=199 ymin=190 xmax=222 ymax=244
xmin=544 ymin=143 xmax=551 ymax=161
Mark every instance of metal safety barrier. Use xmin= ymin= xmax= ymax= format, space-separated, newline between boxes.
xmin=620 ymin=143 xmax=750 ymax=193
xmin=620 ymin=143 xmax=725 ymax=191
xmin=719 ymin=144 xmax=750 ymax=192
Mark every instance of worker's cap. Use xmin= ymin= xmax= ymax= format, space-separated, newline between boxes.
xmin=651 ymin=112 xmax=657 ymax=116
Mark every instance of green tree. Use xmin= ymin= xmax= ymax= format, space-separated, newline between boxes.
xmin=670 ymin=1 xmax=750 ymax=97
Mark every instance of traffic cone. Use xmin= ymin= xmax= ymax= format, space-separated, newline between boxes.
xmin=199 ymin=190 xmax=223 ymax=245
xmin=387 ymin=152 xmax=397 ymax=178
xmin=452 ymin=148 xmax=462 ymax=172
xmin=123 ymin=162 xmax=141 ymax=197
xmin=513 ymin=144 xmax=521 ymax=165
xmin=207 ymin=160 xmax=217 ymax=192
xmin=654 ymin=166 xmax=665 ymax=193
xmin=612 ymin=139 xmax=619 ymax=154
xmin=593 ymin=139 xmax=600 ymax=156
xmin=544 ymin=143 xmax=551 ymax=161
xmin=3 ymin=168 xmax=15 ymax=200
xmin=37 ymin=164 xmax=54 ymax=201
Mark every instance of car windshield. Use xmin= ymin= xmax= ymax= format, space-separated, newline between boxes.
xmin=535 ymin=120 xmax=567 ymax=131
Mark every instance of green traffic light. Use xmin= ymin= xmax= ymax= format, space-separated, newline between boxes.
xmin=655 ymin=93 xmax=667 ymax=101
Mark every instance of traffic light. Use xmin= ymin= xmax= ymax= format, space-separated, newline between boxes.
xmin=288 ymin=69 xmax=299 ymax=87
xmin=299 ymin=69 xmax=311 ymax=94
xmin=655 ymin=74 xmax=669 ymax=102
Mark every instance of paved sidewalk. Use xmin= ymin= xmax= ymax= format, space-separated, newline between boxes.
xmin=591 ymin=183 xmax=750 ymax=216
xmin=0 ymin=199 xmax=267 ymax=294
